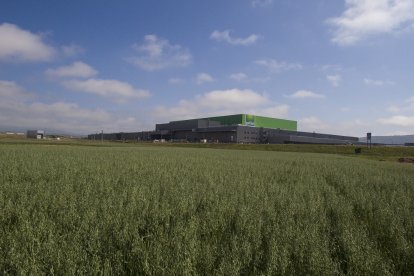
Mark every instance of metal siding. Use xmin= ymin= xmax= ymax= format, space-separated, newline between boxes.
xmin=287 ymin=136 xmax=354 ymax=145
xmin=172 ymin=129 xmax=236 ymax=143
xmin=237 ymin=126 xmax=261 ymax=143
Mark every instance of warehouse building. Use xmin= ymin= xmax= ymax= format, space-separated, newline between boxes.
xmin=88 ymin=114 xmax=358 ymax=145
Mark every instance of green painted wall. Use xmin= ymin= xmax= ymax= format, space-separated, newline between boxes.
xmin=205 ymin=114 xmax=297 ymax=131
xmin=251 ymin=115 xmax=297 ymax=131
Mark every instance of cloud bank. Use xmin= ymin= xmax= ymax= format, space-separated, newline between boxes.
xmin=327 ymin=74 xmax=342 ymax=87
xmin=252 ymin=0 xmax=273 ymax=8
xmin=154 ymin=88 xmax=289 ymax=121
xmin=288 ymin=90 xmax=325 ymax=99
xmin=255 ymin=59 xmax=303 ymax=73
xmin=196 ymin=73 xmax=215 ymax=84
xmin=63 ymin=79 xmax=150 ymax=101
xmin=0 ymin=80 xmax=143 ymax=133
xmin=210 ymin=30 xmax=260 ymax=46
xmin=0 ymin=23 xmax=56 ymax=62
xmin=129 ymin=35 xmax=192 ymax=71
xmin=45 ymin=61 xmax=98 ymax=78
xmin=328 ymin=0 xmax=414 ymax=46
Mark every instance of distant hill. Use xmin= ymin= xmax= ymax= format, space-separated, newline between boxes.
xmin=360 ymin=135 xmax=414 ymax=145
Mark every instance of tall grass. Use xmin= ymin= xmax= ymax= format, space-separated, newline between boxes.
xmin=1 ymin=144 xmax=413 ymax=274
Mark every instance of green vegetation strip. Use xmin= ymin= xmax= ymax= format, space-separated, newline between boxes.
xmin=1 ymin=144 xmax=413 ymax=274
xmin=2 ymin=137 xmax=414 ymax=161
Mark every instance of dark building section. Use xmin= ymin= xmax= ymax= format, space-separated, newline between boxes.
xmin=236 ymin=126 xmax=357 ymax=144
xmin=27 ymin=130 xmax=45 ymax=139
xmin=88 ymin=131 xmax=154 ymax=141
xmin=156 ymin=119 xmax=222 ymax=132
xmin=88 ymin=114 xmax=359 ymax=145
xmin=169 ymin=126 xmax=237 ymax=143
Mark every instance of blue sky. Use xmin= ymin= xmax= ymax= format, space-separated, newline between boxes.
xmin=1 ymin=0 xmax=414 ymax=135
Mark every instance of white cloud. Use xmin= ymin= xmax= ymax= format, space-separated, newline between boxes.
xmin=322 ymin=64 xmax=343 ymax=72
xmin=364 ymin=78 xmax=394 ymax=86
xmin=328 ymin=0 xmax=414 ymax=46
xmin=288 ymin=90 xmax=325 ymax=99
xmin=332 ymin=118 xmax=414 ymax=136
xmin=210 ymin=30 xmax=260 ymax=46
xmin=0 ymin=101 xmax=113 ymax=133
xmin=63 ymin=78 xmax=150 ymax=101
xmin=0 ymin=23 xmax=56 ymax=62
xmin=196 ymin=73 xmax=214 ymax=84
xmin=26 ymin=102 xmax=112 ymax=123
xmin=47 ymin=62 xmax=149 ymax=102
xmin=168 ymin=77 xmax=184 ymax=84
xmin=329 ymin=119 xmax=370 ymax=136
xmin=229 ymin=73 xmax=248 ymax=81
xmin=300 ymin=116 xmax=329 ymax=131
xmin=0 ymin=80 xmax=33 ymax=102
xmin=386 ymin=96 xmax=414 ymax=114
xmin=327 ymin=74 xmax=342 ymax=87
xmin=0 ymin=80 xmax=146 ymax=134
xmin=229 ymin=73 xmax=270 ymax=83
xmin=128 ymin=34 xmax=192 ymax=71
xmin=61 ymin=43 xmax=85 ymax=57
xmin=199 ymin=89 xmax=267 ymax=108
xmin=387 ymin=105 xmax=401 ymax=113
xmin=260 ymin=105 xmax=290 ymax=118
xmin=297 ymin=118 xmax=387 ymax=136
xmin=378 ymin=115 xmax=414 ymax=126
xmin=252 ymin=0 xmax=273 ymax=8
xmin=45 ymin=61 xmax=98 ymax=78
xmin=255 ymin=59 xmax=303 ymax=73
xmin=153 ymin=88 xmax=289 ymax=121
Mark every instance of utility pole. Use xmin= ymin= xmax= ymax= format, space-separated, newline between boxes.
xmin=367 ymin=132 xmax=372 ymax=149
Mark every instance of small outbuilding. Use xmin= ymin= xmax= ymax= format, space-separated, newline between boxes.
xmin=27 ymin=130 xmax=45 ymax=139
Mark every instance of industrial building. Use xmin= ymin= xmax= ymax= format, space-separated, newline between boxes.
xmin=27 ymin=130 xmax=45 ymax=139
xmin=88 ymin=114 xmax=358 ymax=145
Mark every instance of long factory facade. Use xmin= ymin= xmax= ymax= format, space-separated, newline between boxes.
xmin=88 ymin=114 xmax=358 ymax=145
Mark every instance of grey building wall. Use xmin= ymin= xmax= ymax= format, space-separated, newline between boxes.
xmin=236 ymin=126 xmax=261 ymax=143
xmin=171 ymin=127 xmax=237 ymax=143
xmin=236 ymin=126 xmax=358 ymax=144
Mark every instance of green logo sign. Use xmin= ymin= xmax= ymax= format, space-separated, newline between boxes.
xmin=245 ymin=114 xmax=255 ymax=126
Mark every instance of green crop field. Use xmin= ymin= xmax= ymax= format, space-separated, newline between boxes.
xmin=1 ymin=142 xmax=414 ymax=274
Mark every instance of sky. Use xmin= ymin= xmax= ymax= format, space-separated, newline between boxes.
xmin=1 ymin=0 xmax=414 ymax=136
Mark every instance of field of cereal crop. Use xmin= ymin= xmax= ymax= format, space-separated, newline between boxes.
xmin=1 ymin=143 xmax=414 ymax=274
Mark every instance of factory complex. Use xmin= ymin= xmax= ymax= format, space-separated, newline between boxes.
xmin=88 ymin=114 xmax=359 ymax=145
